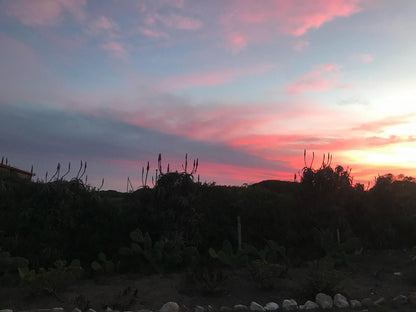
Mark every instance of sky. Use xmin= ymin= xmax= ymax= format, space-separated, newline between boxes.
xmin=1 ymin=0 xmax=416 ymax=191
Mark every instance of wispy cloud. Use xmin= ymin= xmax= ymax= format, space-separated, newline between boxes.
xmin=285 ymin=64 xmax=342 ymax=95
xmin=3 ymin=0 xmax=86 ymax=26
xmin=101 ymin=42 xmax=126 ymax=58
xmin=352 ymin=114 xmax=416 ymax=133
xmin=160 ymin=63 xmax=276 ymax=90
xmin=140 ymin=28 xmax=169 ymax=38
xmin=352 ymin=53 xmax=374 ymax=63
xmin=155 ymin=13 xmax=203 ymax=30
xmin=293 ymin=40 xmax=310 ymax=51
xmin=219 ymin=0 xmax=362 ymax=51
xmin=86 ymin=16 xmax=119 ymax=37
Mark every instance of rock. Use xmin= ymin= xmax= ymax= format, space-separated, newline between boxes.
xmin=233 ymin=305 xmax=248 ymax=311
xmin=334 ymin=294 xmax=349 ymax=308
xmin=207 ymin=306 xmax=214 ymax=312
xmin=138 ymin=310 xmax=153 ymax=312
xmin=302 ymin=301 xmax=319 ymax=310
xmin=250 ymin=302 xmax=265 ymax=312
xmin=282 ymin=299 xmax=297 ymax=311
xmin=392 ymin=295 xmax=408 ymax=306
xmin=87 ymin=309 xmax=97 ymax=312
xmin=361 ymin=298 xmax=374 ymax=307
xmin=72 ymin=309 xmax=82 ymax=312
xmin=195 ymin=306 xmax=206 ymax=312
xmin=374 ymin=297 xmax=385 ymax=306
xmin=160 ymin=302 xmax=179 ymax=312
xmin=52 ymin=309 xmax=64 ymax=312
xmin=349 ymin=299 xmax=362 ymax=309
xmin=220 ymin=307 xmax=233 ymax=312
xmin=0 ymin=310 xmax=13 ymax=312
xmin=264 ymin=302 xmax=279 ymax=311
xmin=408 ymin=292 xmax=416 ymax=304
xmin=315 ymin=293 xmax=333 ymax=309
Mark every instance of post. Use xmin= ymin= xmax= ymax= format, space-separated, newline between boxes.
xmin=237 ymin=216 xmax=242 ymax=251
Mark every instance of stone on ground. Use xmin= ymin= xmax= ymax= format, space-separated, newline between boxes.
xmin=282 ymin=299 xmax=297 ymax=311
xmin=349 ymin=299 xmax=362 ymax=309
xmin=392 ymin=295 xmax=408 ymax=306
xmin=315 ymin=293 xmax=333 ymax=309
xmin=334 ymin=294 xmax=349 ymax=308
xmin=233 ymin=304 xmax=248 ymax=311
xmin=301 ymin=300 xmax=319 ymax=310
xmin=160 ymin=302 xmax=179 ymax=312
xmin=264 ymin=302 xmax=279 ymax=311
xmin=250 ymin=302 xmax=265 ymax=312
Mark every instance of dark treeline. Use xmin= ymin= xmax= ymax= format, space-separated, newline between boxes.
xmin=1 ymin=158 xmax=416 ymax=274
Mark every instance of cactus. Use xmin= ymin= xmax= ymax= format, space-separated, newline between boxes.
xmin=119 ymin=228 xmax=185 ymax=273
xmin=0 ymin=247 xmax=29 ymax=274
xmin=209 ymin=240 xmax=254 ymax=268
xmin=91 ymin=252 xmax=115 ymax=274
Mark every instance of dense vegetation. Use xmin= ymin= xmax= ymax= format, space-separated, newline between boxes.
xmin=1 ymin=153 xmax=416 ymax=294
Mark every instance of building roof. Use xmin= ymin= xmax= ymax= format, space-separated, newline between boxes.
xmin=0 ymin=163 xmax=35 ymax=177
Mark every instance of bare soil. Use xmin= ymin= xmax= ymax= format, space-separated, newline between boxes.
xmin=1 ymin=249 xmax=416 ymax=312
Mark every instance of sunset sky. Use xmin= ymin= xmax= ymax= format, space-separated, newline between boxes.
xmin=1 ymin=0 xmax=416 ymax=191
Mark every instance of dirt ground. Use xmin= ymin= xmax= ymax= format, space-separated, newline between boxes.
xmin=1 ymin=249 xmax=416 ymax=311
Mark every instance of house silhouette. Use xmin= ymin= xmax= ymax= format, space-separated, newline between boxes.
xmin=0 ymin=161 xmax=35 ymax=180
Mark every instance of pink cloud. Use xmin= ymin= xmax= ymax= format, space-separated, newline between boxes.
xmin=352 ymin=114 xmax=416 ymax=133
xmin=285 ymin=63 xmax=342 ymax=94
xmin=155 ymin=14 xmax=203 ymax=30
xmin=4 ymin=0 xmax=86 ymax=26
xmin=160 ymin=63 xmax=275 ymax=90
xmin=352 ymin=53 xmax=374 ymax=63
xmin=220 ymin=0 xmax=362 ymax=51
xmin=293 ymin=40 xmax=310 ymax=51
xmin=227 ymin=33 xmax=249 ymax=53
xmin=87 ymin=16 xmax=119 ymax=36
xmin=101 ymin=42 xmax=126 ymax=57
xmin=141 ymin=28 xmax=169 ymax=38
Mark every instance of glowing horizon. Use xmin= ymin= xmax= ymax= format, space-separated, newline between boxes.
xmin=1 ymin=0 xmax=415 ymax=191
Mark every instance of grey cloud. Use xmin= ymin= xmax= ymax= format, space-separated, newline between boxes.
xmin=0 ymin=103 xmax=292 ymax=188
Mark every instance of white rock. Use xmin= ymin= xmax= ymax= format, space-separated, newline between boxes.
xmin=361 ymin=298 xmax=373 ymax=307
xmin=374 ymin=297 xmax=385 ymax=306
xmin=195 ymin=306 xmax=206 ymax=312
xmin=302 ymin=301 xmax=319 ymax=310
xmin=233 ymin=305 xmax=248 ymax=311
xmin=160 ymin=302 xmax=179 ymax=312
xmin=334 ymin=294 xmax=349 ymax=308
xmin=250 ymin=302 xmax=265 ymax=312
xmin=264 ymin=302 xmax=279 ymax=311
xmin=315 ymin=293 xmax=333 ymax=309
xmin=392 ymin=295 xmax=408 ymax=305
xmin=282 ymin=299 xmax=297 ymax=311
xmin=349 ymin=299 xmax=362 ymax=309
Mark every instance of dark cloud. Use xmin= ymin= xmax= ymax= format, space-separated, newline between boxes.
xmin=0 ymin=103 xmax=292 ymax=189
